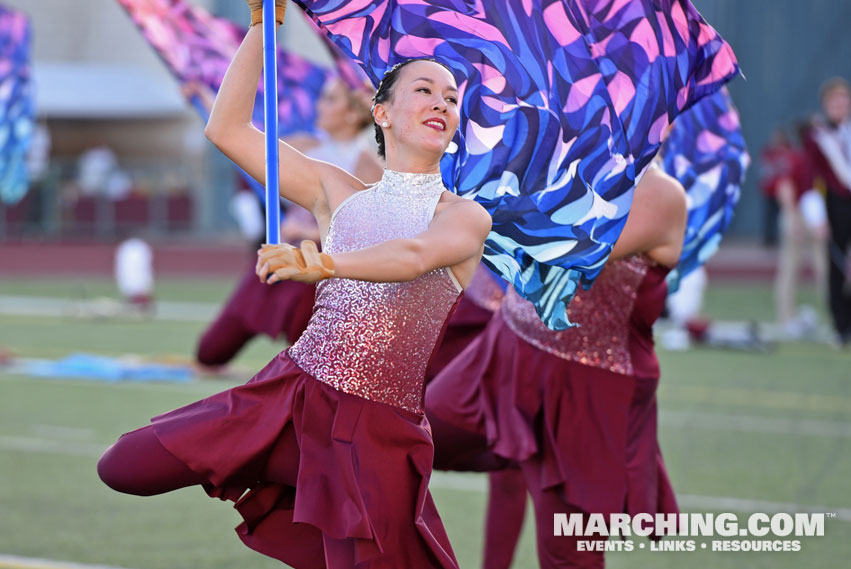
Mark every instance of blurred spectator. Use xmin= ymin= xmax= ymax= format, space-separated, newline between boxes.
xmin=229 ymin=187 xmax=265 ymax=243
xmin=801 ymin=77 xmax=851 ymax=346
xmin=24 ymin=120 xmax=51 ymax=229
xmin=759 ymin=125 xmax=828 ymax=338
xmin=76 ymin=145 xmax=132 ymax=200
xmin=26 ymin=120 xmax=51 ymax=182
xmin=115 ymin=237 xmax=155 ymax=316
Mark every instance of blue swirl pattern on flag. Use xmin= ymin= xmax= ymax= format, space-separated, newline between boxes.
xmin=299 ymin=0 xmax=739 ymax=328
xmin=0 ymin=5 xmax=34 ymax=205
xmin=661 ymin=87 xmax=750 ymax=290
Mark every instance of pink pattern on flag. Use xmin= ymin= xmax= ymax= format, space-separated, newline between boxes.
xmin=543 ymin=3 xmax=581 ymax=46
xmin=565 ymin=74 xmax=601 ymax=113
xmin=630 ymin=18 xmax=659 ymax=61
xmin=609 ymin=71 xmax=636 ymax=115
xmin=696 ymin=129 xmax=727 ymax=154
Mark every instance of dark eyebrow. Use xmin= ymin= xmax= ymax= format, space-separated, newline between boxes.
xmin=413 ymin=77 xmax=458 ymax=93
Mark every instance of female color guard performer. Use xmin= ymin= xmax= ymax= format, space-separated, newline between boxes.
xmin=426 ymin=165 xmax=688 ymax=568
xmin=98 ymin=2 xmax=489 ymax=567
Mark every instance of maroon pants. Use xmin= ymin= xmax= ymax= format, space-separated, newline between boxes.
xmin=196 ymin=268 xmax=315 ymax=367
xmin=97 ymin=425 xmax=208 ymax=496
xmin=196 ymin=311 xmax=258 ymax=367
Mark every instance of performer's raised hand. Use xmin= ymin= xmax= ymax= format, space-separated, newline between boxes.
xmin=246 ymin=0 xmax=287 ymax=27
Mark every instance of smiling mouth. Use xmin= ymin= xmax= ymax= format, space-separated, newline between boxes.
xmin=423 ymin=119 xmax=446 ymax=132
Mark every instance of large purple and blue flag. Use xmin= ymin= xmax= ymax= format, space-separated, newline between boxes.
xmin=300 ymin=12 xmax=372 ymax=91
xmin=661 ymin=87 xmax=750 ymax=290
xmin=291 ymin=0 xmax=740 ymax=328
xmin=116 ymin=0 xmax=330 ymax=137
xmin=0 ymin=4 xmax=34 ymax=205
xmin=116 ymin=0 xmax=334 ymax=213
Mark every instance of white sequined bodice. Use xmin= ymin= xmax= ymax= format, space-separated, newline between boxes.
xmin=288 ymin=170 xmax=463 ymax=413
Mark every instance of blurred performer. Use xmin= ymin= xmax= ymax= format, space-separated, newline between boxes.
xmin=115 ymin=236 xmax=154 ymax=315
xmin=760 ymin=126 xmax=828 ymax=337
xmin=187 ymin=78 xmax=382 ymax=368
xmin=427 ymin=166 xmax=687 ymax=569
xmin=801 ymin=78 xmax=851 ymax=346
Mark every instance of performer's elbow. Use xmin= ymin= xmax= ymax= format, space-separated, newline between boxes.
xmin=204 ymin=121 xmax=224 ymax=147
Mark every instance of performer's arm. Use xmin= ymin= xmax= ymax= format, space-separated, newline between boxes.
xmin=259 ymin=199 xmax=491 ymax=285
xmin=205 ymin=24 xmax=364 ymax=215
xmin=332 ymin=200 xmax=490 ymax=282
xmin=611 ymin=167 xmax=687 ymax=268
xmin=801 ymin=133 xmax=830 ymax=191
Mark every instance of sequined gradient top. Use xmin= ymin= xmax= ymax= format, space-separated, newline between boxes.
xmin=288 ymin=170 xmax=463 ymax=414
xmin=501 ymin=256 xmax=669 ymax=377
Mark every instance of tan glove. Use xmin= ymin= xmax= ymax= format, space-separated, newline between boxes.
xmin=247 ymin=0 xmax=287 ymax=27
xmin=257 ymin=240 xmax=335 ymax=284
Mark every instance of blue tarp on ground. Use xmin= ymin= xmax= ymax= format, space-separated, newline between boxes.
xmin=19 ymin=353 xmax=193 ymax=383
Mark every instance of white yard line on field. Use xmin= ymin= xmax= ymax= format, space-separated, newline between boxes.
xmin=429 ymin=472 xmax=851 ymax=522
xmin=0 ymin=295 xmax=216 ymax=322
xmin=32 ymin=425 xmax=98 ymax=441
xmin=676 ymin=494 xmax=851 ymax=523
xmin=0 ymin=435 xmax=106 ymax=457
xmin=3 ymin=427 xmax=850 ymax=524
xmin=660 ymin=410 xmax=851 ymax=438
xmin=0 ymin=555 xmax=136 ymax=569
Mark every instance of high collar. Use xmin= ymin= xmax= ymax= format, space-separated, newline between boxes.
xmin=377 ymin=169 xmax=446 ymax=198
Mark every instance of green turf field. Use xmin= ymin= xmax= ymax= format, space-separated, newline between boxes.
xmin=0 ymin=277 xmax=848 ymax=569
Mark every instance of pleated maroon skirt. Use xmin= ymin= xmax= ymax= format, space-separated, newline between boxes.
xmin=152 ymin=351 xmax=458 ymax=569
xmin=426 ymin=312 xmax=678 ymax=520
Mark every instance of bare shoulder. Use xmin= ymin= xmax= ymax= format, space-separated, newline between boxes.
xmin=435 ymin=194 xmax=492 ymax=236
xmin=639 ymin=168 xmax=687 ymax=212
xmin=319 ymin=159 xmax=369 ymax=192
xmin=611 ymin=166 xmax=687 ymax=264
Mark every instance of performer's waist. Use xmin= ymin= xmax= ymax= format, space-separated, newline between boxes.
xmin=501 ymin=310 xmax=635 ymax=376
xmin=287 ymin=345 xmax=426 ymax=414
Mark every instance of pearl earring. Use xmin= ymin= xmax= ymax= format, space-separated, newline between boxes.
xmin=381 ymin=121 xmax=389 ymax=128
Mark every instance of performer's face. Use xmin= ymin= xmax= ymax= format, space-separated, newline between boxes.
xmin=317 ymin=79 xmax=355 ymax=135
xmin=822 ymin=86 xmax=851 ymax=124
xmin=380 ymin=60 xmax=460 ymax=159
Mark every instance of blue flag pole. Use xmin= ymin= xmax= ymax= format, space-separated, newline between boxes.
xmin=262 ymin=0 xmax=280 ymax=244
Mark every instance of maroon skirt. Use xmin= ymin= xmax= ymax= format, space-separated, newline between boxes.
xmin=152 ymin=352 xmax=458 ymax=569
xmin=222 ymin=265 xmax=316 ymax=341
xmin=425 ymin=312 xmax=678 ymax=520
